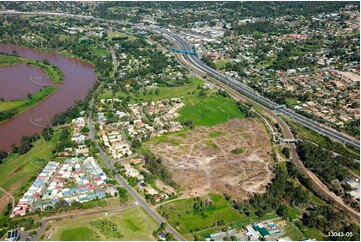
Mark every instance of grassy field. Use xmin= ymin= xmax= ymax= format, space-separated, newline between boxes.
xmin=107 ymin=32 xmax=134 ymax=41
xmin=0 ymin=100 xmax=24 ymax=113
xmin=91 ymin=48 xmax=109 ymax=57
xmin=285 ymin=98 xmax=298 ymax=107
xmin=214 ymin=59 xmax=231 ymax=70
xmin=176 ymin=93 xmax=246 ymax=126
xmin=49 ymin=207 xmax=158 ymax=241
xmin=0 ymin=53 xmax=64 ymax=84
xmin=0 ymin=86 xmax=58 ymax=123
xmin=61 ymin=227 xmax=95 ymax=241
xmin=0 ymin=130 xmax=59 ymax=202
xmin=157 ymin=194 xmax=278 ymax=239
xmin=282 ymin=221 xmax=306 ymax=240
xmin=299 ymin=225 xmax=326 ymax=240
xmin=99 ymin=76 xmax=204 ymax=102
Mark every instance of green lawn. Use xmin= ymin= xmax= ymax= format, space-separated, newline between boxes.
xmin=0 ymin=100 xmax=24 ymax=113
xmin=285 ymin=98 xmax=298 ymax=107
xmin=61 ymin=227 xmax=96 ymax=241
xmin=287 ymin=207 xmax=300 ymax=220
xmin=176 ymin=93 xmax=246 ymax=126
xmin=299 ymin=225 xmax=326 ymax=241
xmin=99 ymin=76 xmax=203 ymax=102
xmin=214 ymin=59 xmax=231 ymax=70
xmin=283 ymin=221 xmax=306 ymax=241
xmin=50 ymin=207 xmax=158 ymax=241
xmin=157 ymin=194 xmax=278 ymax=238
xmin=91 ymin=48 xmax=109 ymax=57
xmin=107 ymin=31 xmax=134 ymax=41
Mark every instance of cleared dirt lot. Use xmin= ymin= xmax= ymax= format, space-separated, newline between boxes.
xmin=146 ymin=118 xmax=273 ymax=201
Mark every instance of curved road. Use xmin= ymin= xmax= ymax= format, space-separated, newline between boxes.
xmin=88 ymin=101 xmax=185 ymax=241
xmin=157 ymin=29 xmax=359 ymax=149
xmin=1 ymin=10 xmax=358 ymax=149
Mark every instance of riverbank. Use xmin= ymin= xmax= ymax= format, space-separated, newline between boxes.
xmin=0 ymin=53 xmax=64 ymax=83
xmin=0 ymin=86 xmax=58 ymax=123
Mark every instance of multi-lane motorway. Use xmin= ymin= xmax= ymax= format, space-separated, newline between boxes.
xmin=157 ymin=29 xmax=360 ymax=150
xmin=1 ymin=10 xmax=358 ymax=149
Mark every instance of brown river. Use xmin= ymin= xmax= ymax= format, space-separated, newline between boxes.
xmin=0 ymin=44 xmax=96 ymax=152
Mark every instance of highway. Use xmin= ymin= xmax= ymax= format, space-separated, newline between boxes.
xmin=1 ymin=10 xmax=358 ymax=149
xmin=1 ymin=8 xmax=359 ymax=226
xmin=158 ymin=29 xmax=360 ymax=150
xmin=87 ymin=99 xmax=186 ymax=241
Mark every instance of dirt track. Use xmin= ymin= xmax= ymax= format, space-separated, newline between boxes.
xmin=147 ymin=118 xmax=273 ymax=200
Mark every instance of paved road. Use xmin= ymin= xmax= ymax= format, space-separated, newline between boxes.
xmin=155 ymin=28 xmax=359 ymax=149
xmin=88 ymin=99 xmax=186 ymax=241
xmin=1 ymin=7 xmax=358 ymax=230
xmin=172 ymin=51 xmax=360 ymax=223
xmin=1 ymin=10 xmax=358 ymax=149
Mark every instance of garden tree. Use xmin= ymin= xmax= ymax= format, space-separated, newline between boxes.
xmin=117 ymin=187 xmax=128 ymax=202
xmin=160 ymin=222 xmax=167 ymax=230
xmin=255 ymin=209 xmax=266 ymax=218
xmin=127 ymin=177 xmax=138 ymax=186
xmin=165 ymin=233 xmax=174 ymax=241
xmin=131 ymin=138 xmax=142 ymax=148
xmin=42 ymin=126 xmax=53 ymax=141
xmin=276 ymin=204 xmax=289 ymax=218
xmin=81 ymin=126 xmax=90 ymax=133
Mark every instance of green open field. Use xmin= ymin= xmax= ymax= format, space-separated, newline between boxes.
xmin=99 ymin=76 xmax=203 ymax=102
xmin=285 ymin=98 xmax=298 ymax=107
xmin=0 ymin=100 xmax=24 ymax=113
xmin=61 ymin=227 xmax=95 ymax=241
xmin=101 ymin=76 xmax=246 ymax=126
xmin=0 ymin=86 xmax=58 ymax=123
xmin=49 ymin=207 xmax=158 ymax=241
xmin=107 ymin=32 xmax=134 ymax=41
xmin=0 ymin=53 xmax=64 ymax=84
xmin=298 ymin=224 xmax=326 ymax=240
xmin=282 ymin=221 xmax=306 ymax=240
xmin=91 ymin=48 xmax=109 ymax=57
xmin=176 ymin=93 xmax=246 ymax=126
xmin=0 ymin=130 xmax=59 ymax=205
xmin=214 ymin=59 xmax=231 ymax=69
xmin=157 ymin=194 xmax=278 ymax=239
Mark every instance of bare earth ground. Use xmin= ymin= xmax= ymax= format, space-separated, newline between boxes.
xmin=146 ymin=118 xmax=273 ymax=201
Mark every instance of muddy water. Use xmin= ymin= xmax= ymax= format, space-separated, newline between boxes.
xmin=0 ymin=64 xmax=52 ymax=100
xmin=0 ymin=44 xmax=96 ymax=152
